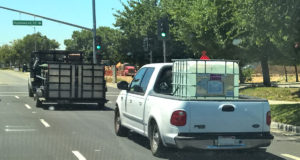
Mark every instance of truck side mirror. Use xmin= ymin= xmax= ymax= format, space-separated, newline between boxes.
xmin=117 ymin=81 xmax=129 ymax=90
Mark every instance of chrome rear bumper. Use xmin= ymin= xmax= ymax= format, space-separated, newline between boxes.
xmin=174 ymin=132 xmax=273 ymax=149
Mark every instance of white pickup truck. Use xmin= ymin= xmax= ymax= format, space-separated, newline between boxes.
xmin=114 ymin=62 xmax=273 ymax=156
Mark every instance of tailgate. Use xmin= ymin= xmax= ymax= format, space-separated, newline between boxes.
xmin=47 ymin=63 xmax=105 ymax=99
xmin=188 ymin=101 xmax=266 ymax=133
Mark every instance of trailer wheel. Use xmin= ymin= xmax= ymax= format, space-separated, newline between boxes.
xmin=28 ymin=85 xmax=34 ymax=97
xmin=97 ymin=103 xmax=104 ymax=109
xmin=36 ymin=98 xmax=42 ymax=108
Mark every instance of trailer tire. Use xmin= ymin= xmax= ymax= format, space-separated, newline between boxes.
xmin=28 ymin=85 xmax=34 ymax=97
xmin=97 ymin=103 xmax=104 ymax=109
xmin=36 ymin=98 xmax=42 ymax=108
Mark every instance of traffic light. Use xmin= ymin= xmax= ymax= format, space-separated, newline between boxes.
xmin=157 ymin=17 xmax=169 ymax=40
xmin=95 ymin=36 xmax=102 ymax=54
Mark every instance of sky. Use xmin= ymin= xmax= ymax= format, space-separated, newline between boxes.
xmin=0 ymin=0 xmax=125 ymax=49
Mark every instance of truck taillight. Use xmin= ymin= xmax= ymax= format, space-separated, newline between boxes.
xmin=171 ymin=110 xmax=186 ymax=126
xmin=266 ymin=111 xmax=271 ymax=126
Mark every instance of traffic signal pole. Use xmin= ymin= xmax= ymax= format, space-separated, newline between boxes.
xmin=0 ymin=5 xmax=97 ymax=63
xmin=0 ymin=6 xmax=92 ymax=31
xmin=163 ymin=39 xmax=166 ymax=62
xmin=92 ymin=0 xmax=97 ymax=64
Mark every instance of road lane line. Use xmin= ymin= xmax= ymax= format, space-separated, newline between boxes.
xmin=15 ymin=96 xmax=20 ymax=99
xmin=0 ymin=92 xmax=27 ymax=93
xmin=40 ymin=119 xmax=50 ymax=128
xmin=106 ymin=95 xmax=119 ymax=97
xmin=5 ymin=129 xmax=36 ymax=132
xmin=281 ymin=154 xmax=300 ymax=160
xmin=72 ymin=151 xmax=87 ymax=160
xmin=25 ymin=104 xmax=32 ymax=109
xmin=0 ymin=95 xmax=27 ymax=96
xmin=5 ymin=125 xmax=29 ymax=128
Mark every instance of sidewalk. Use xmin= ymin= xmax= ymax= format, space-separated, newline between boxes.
xmin=240 ymin=82 xmax=300 ymax=89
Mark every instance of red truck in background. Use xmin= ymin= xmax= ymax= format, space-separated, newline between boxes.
xmin=117 ymin=63 xmax=137 ymax=76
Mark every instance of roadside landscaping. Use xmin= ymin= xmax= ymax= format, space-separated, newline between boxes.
xmin=105 ymin=76 xmax=132 ymax=83
xmin=240 ymin=87 xmax=300 ymax=126
xmin=271 ymin=104 xmax=300 ymax=126
xmin=240 ymin=87 xmax=300 ymax=101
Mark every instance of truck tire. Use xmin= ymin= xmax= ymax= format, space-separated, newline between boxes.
xmin=149 ymin=122 xmax=165 ymax=157
xmin=28 ymin=85 xmax=33 ymax=97
xmin=114 ymin=109 xmax=128 ymax=137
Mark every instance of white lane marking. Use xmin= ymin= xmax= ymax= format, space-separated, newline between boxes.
xmin=5 ymin=125 xmax=29 ymax=128
xmin=281 ymin=154 xmax=300 ymax=160
xmin=0 ymin=92 xmax=27 ymax=93
xmin=0 ymin=95 xmax=27 ymax=96
xmin=108 ymin=101 xmax=112 ymax=104
xmin=15 ymin=96 xmax=20 ymax=99
xmin=72 ymin=151 xmax=87 ymax=160
xmin=32 ymin=111 xmax=37 ymax=114
xmin=40 ymin=119 xmax=50 ymax=128
xmin=106 ymin=95 xmax=119 ymax=97
xmin=25 ymin=104 xmax=32 ymax=109
xmin=5 ymin=129 xmax=36 ymax=132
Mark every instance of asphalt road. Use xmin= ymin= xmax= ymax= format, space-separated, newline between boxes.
xmin=0 ymin=70 xmax=300 ymax=160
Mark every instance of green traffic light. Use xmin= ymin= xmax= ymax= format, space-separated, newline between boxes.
xmin=96 ymin=45 xmax=101 ymax=50
xmin=161 ymin=32 xmax=166 ymax=37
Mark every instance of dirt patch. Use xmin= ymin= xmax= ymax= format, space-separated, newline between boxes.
xmin=105 ymin=76 xmax=133 ymax=83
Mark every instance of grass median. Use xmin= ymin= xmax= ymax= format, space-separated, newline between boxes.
xmin=271 ymin=104 xmax=300 ymax=126
xmin=240 ymin=87 xmax=300 ymax=126
xmin=240 ymin=87 xmax=300 ymax=101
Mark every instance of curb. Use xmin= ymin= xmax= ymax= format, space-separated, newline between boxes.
xmin=271 ymin=122 xmax=300 ymax=134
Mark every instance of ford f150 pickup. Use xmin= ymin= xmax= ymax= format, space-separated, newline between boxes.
xmin=114 ymin=61 xmax=273 ymax=156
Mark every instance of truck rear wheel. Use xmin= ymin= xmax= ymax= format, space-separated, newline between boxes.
xmin=114 ymin=109 xmax=128 ymax=136
xmin=149 ymin=122 xmax=165 ymax=157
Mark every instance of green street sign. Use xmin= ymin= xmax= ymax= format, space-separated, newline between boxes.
xmin=13 ymin=20 xmax=42 ymax=26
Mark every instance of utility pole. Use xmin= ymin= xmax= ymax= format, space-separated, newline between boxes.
xmin=92 ymin=0 xmax=97 ymax=64
xmin=34 ymin=26 xmax=37 ymax=51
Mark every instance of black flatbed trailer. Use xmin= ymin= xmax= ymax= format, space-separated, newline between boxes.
xmin=28 ymin=50 xmax=107 ymax=108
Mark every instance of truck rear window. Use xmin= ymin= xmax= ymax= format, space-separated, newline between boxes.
xmin=154 ymin=67 xmax=172 ymax=95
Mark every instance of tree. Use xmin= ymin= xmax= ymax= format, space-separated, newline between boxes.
xmin=230 ymin=0 xmax=300 ymax=86
xmin=64 ymin=27 xmax=125 ymax=64
xmin=0 ymin=33 xmax=59 ymax=68
xmin=0 ymin=44 xmax=17 ymax=67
